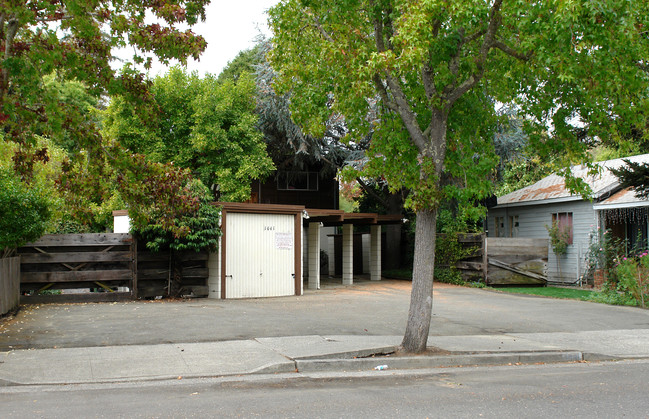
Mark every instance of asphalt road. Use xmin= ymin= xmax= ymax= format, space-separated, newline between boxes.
xmin=2 ymin=279 xmax=649 ymax=350
xmin=2 ymin=359 xmax=648 ymax=418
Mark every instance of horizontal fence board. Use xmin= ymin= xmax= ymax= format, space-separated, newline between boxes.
xmin=22 ymin=270 xmax=132 ymax=283
xmin=138 ymin=251 xmax=209 ymax=263
xmin=181 ymin=267 xmax=209 ymax=278
xmin=21 ymin=282 xmax=130 ymax=292
xmin=487 ymin=238 xmax=548 ymax=258
xmin=20 ymin=251 xmax=132 ymax=264
xmin=137 ymin=267 xmax=209 ymax=281
xmin=138 ymin=269 xmax=170 ymax=281
xmin=137 ymin=252 xmax=170 ymax=263
xmin=17 ymin=233 xmax=208 ymax=299
xmin=486 ymin=272 xmax=547 ymax=286
xmin=23 ymin=233 xmax=133 ymax=247
xmin=177 ymin=251 xmax=209 ymax=262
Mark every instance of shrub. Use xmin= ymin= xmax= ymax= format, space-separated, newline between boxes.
xmin=433 ymin=267 xmax=465 ymax=285
xmin=134 ymin=179 xmax=221 ymax=253
xmin=0 ymin=170 xmax=51 ymax=257
xmin=586 ymin=285 xmax=638 ymax=306
xmin=582 ymin=227 xmax=624 ymax=285
xmin=615 ymin=253 xmax=649 ymax=308
xmin=546 ymin=220 xmax=570 ymax=256
xmin=434 ymin=232 xmax=479 ymax=286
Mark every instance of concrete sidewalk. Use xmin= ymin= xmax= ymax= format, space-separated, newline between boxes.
xmin=2 ymin=330 xmax=649 ymax=386
xmin=3 ymin=281 xmax=649 ymax=386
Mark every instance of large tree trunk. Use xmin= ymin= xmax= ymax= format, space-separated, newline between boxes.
xmin=401 ymin=207 xmax=437 ymax=353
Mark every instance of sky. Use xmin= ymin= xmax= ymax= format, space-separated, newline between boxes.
xmin=146 ymin=0 xmax=280 ymax=77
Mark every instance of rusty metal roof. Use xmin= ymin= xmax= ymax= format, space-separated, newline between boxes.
xmin=594 ymin=187 xmax=649 ymax=209
xmin=496 ymin=154 xmax=649 ymax=208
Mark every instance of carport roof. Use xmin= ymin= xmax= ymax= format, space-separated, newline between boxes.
xmin=214 ymin=203 xmax=404 ymax=226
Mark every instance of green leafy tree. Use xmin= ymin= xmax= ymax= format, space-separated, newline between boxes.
xmin=1 ymin=1 xmax=212 ymax=247
xmin=269 ymin=0 xmax=649 ymax=352
xmin=1 ymin=0 xmax=208 ymax=176
xmin=103 ymin=67 xmax=274 ymax=201
xmin=217 ymin=45 xmax=262 ymax=84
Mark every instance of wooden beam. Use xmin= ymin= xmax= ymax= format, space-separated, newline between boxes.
xmin=20 ymin=251 xmax=132 ymax=264
xmin=21 ymin=270 xmax=132 ymax=283
xmin=23 ymin=233 xmax=132 ymax=247
xmin=486 ymin=238 xmax=548 ymax=258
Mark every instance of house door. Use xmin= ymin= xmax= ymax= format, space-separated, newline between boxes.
xmin=224 ymin=212 xmax=296 ymax=298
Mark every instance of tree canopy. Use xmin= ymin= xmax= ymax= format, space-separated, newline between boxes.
xmin=611 ymin=159 xmax=649 ymax=199
xmin=103 ymin=67 xmax=275 ymax=202
xmin=1 ymin=0 xmax=209 ymax=178
xmin=269 ymin=0 xmax=649 ymax=352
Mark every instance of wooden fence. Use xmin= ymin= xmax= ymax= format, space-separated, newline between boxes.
xmin=17 ymin=233 xmax=209 ymax=301
xmin=486 ymin=238 xmax=548 ymax=286
xmin=137 ymin=245 xmax=209 ymax=298
xmin=445 ymin=235 xmax=548 ymax=285
xmin=445 ymin=233 xmax=488 ymax=282
xmin=19 ymin=233 xmax=135 ymax=302
xmin=1 ymin=257 xmax=20 ymax=316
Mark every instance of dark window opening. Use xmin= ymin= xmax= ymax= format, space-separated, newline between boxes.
xmin=552 ymin=212 xmax=573 ymax=245
xmin=277 ymin=171 xmax=319 ymax=191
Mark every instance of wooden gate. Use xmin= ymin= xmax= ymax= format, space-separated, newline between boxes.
xmin=486 ymin=238 xmax=548 ymax=285
xmin=19 ymin=233 xmax=136 ymax=302
xmin=443 ymin=234 xmax=549 ymax=285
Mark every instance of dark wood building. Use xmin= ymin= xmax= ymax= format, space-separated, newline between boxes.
xmin=248 ymin=165 xmax=339 ymax=210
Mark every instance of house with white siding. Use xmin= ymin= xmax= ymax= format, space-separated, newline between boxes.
xmin=487 ymin=154 xmax=649 ymax=284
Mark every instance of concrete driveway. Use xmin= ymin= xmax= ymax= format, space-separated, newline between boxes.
xmin=1 ymin=279 xmax=648 ymax=350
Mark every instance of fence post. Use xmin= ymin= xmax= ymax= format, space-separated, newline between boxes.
xmin=482 ymin=234 xmax=488 ymax=283
xmin=131 ymin=235 xmax=138 ymax=299
xmin=1 ymin=256 xmax=21 ymax=316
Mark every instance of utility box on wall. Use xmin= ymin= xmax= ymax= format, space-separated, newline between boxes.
xmin=208 ymin=203 xmax=304 ymax=299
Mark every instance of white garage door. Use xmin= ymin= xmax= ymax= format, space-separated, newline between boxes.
xmin=225 ymin=212 xmax=295 ymax=298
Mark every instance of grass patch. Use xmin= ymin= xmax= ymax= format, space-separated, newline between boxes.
xmin=491 ymin=286 xmax=593 ymax=300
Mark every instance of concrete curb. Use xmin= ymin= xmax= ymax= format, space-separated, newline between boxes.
xmin=292 ymin=346 xmax=398 ymax=361
xmin=0 ymin=350 xmax=587 ymax=387
xmin=295 ymin=351 xmax=585 ymax=373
